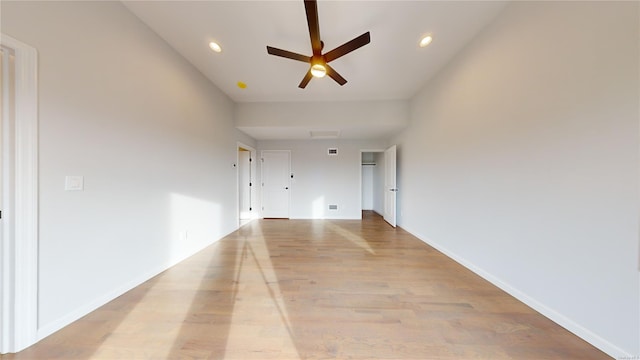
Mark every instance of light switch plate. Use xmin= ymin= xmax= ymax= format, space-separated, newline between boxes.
xmin=65 ymin=176 xmax=84 ymax=191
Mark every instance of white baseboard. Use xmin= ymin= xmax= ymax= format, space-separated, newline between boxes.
xmin=399 ymin=224 xmax=634 ymax=359
xmin=36 ymin=234 xmax=230 ymax=342
xmin=289 ymin=216 xmax=362 ymax=220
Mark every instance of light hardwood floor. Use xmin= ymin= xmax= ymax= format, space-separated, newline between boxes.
xmin=4 ymin=211 xmax=610 ymax=359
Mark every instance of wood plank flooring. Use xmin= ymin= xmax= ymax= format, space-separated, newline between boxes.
xmin=4 ymin=211 xmax=610 ymax=359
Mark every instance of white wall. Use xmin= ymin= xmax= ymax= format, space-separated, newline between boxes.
xmin=361 ymin=166 xmax=374 ymax=210
xmin=2 ymin=1 xmax=256 ymax=340
xmin=392 ymin=1 xmax=639 ymax=357
xmin=236 ymin=100 xmax=409 ymax=140
xmin=258 ymin=140 xmax=385 ymax=219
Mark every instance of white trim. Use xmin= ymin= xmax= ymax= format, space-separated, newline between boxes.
xmin=0 ymin=34 xmax=39 ymax=354
xmin=236 ymin=142 xmax=257 ymax=227
xmin=400 ymin=224 xmax=634 ymax=359
xmin=637 ymin=4 xmax=640 ymax=354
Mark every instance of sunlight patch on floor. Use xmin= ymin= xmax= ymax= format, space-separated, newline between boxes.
xmin=86 ymin=193 xmax=225 ymax=358
xmin=90 ymin=260 xmax=213 ymax=358
xmin=223 ymin=225 xmax=301 ymax=359
xmin=327 ymin=222 xmax=376 ymax=255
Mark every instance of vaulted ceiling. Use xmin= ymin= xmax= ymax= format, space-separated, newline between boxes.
xmin=123 ymin=1 xmax=508 ymax=139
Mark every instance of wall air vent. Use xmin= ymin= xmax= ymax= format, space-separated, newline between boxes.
xmin=328 ymin=148 xmax=338 ymax=156
xmin=328 ymin=204 xmax=338 ymax=210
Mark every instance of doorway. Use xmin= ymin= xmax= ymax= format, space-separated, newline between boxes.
xmin=237 ymin=143 xmax=256 ymax=228
xmin=261 ymin=150 xmax=290 ymax=219
xmin=361 ymin=146 xmax=396 ymax=227
xmin=361 ymin=150 xmax=384 ymax=216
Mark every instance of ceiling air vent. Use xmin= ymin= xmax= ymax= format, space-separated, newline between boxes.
xmin=328 ymin=148 xmax=338 ymax=156
xmin=310 ymin=130 xmax=340 ymax=139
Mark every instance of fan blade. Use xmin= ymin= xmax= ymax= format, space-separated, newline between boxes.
xmin=267 ymin=46 xmax=311 ymax=63
xmin=298 ymin=70 xmax=313 ymax=89
xmin=324 ymin=32 xmax=371 ymax=63
xmin=325 ymin=64 xmax=347 ymax=86
xmin=304 ymin=0 xmax=322 ymax=56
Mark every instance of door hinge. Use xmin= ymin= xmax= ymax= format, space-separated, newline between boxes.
xmin=249 ymin=207 xmax=252 ymax=211
xmin=249 ymin=158 xmax=252 ymax=162
xmin=249 ymin=182 xmax=252 ymax=187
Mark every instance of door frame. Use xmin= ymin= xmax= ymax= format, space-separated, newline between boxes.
xmin=0 ymin=34 xmax=39 ymax=354
xmin=236 ymin=142 xmax=256 ymax=227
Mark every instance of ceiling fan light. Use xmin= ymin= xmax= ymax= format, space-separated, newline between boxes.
xmin=310 ymin=64 xmax=327 ymax=78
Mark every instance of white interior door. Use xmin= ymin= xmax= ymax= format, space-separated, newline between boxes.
xmin=261 ymin=150 xmax=290 ymax=218
xmin=238 ymin=150 xmax=251 ymax=220
xmin=384 ymin=145 xmax=397 ymax=227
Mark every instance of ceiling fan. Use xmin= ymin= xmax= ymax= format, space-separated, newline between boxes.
xmin=266 ymin=0 xmax=371 ymax=89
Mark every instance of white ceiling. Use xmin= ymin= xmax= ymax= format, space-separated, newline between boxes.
xmin=122 ymin=0 xmax=507 ymax=139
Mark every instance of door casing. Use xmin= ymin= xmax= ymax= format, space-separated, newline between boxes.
xmin=237 ymin=143 xmax=256 ymax=225
xmin=0 ymin=34 xmax=38 ymax=354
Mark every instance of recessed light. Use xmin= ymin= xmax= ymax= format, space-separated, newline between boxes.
xmin=419 ymin=35 xmax=433 ymax=48
xmin=209 ymin=41 xmax=222 ymax=53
